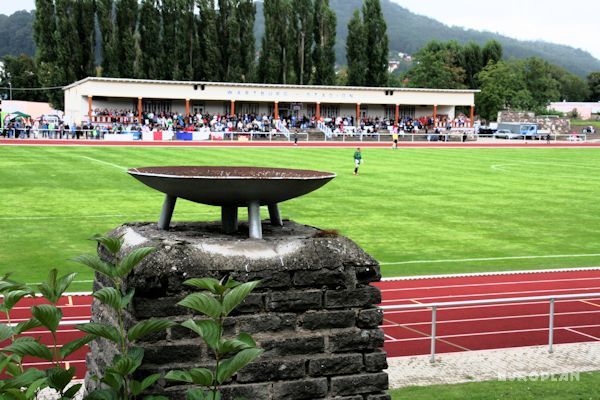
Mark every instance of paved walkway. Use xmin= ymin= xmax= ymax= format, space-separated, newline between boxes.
xmin=387 ymin=342 xmax=600 ymax=388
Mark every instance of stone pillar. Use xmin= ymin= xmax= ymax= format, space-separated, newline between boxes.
xmin=86 ymin=221 xmax=389 ymax=400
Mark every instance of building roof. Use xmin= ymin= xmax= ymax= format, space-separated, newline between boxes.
xmin=63 ymin=76 xmax=480 ymax=94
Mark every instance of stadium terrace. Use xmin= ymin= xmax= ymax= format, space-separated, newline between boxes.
xmin=63 ymin=77 xmax=478 ymax=129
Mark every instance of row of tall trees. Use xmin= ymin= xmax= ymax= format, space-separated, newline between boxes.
xmin=345 ymin=0 xmax=389 ymax=87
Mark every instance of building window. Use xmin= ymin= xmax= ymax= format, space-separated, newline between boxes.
xmin=399 ymin=106 xmax=416 ymax=119
xmin=384 ymin=106 xmax=395 ymax=120
xmin=142 ymin=100 xmax=172 ymax=114
xmin=321 ymin=104 xmax=340 ymax=118
xmin=237 ymin=102 xmax=259 ymax=115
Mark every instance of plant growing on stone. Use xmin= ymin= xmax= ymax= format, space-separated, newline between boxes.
xmin=0 ymin=270 xmax=94 ymax=399
xmin=73 ymin=235 xmax=176 ymax=400
xmin=165 ymin=277 xmax=263 ymax=400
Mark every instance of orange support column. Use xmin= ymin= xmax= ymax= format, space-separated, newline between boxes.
xmin=274 ymin=101 xmax=279 ymax=120
xmin=470 ymin=105 xmax=475 ymax=128
xmin=433 ymin=104 xmax=438 ymax=128
xmin=395 ymin=104 xmax=400 ymax=127
xmin=185 ymin=99 xmax=190 ymax=116
xmin=88 ymin=96 xmax=93 ymax=122
xmin=356 ymin=103 xmax=361 ymax=127
xmin=230 ymin=100 xmax=235 ymax=117
xmin=137 ymin=97 xmax=143 ymax=123
xmin=316 ymin=102 xmax=321 ymax=120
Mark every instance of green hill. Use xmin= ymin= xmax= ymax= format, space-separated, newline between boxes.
xmin=2 ymin=1 xmax=599 ymax=78
xmin=255 ymin=0 xmax=600 ymax=78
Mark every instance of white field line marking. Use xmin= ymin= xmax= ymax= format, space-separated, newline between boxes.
xmin=384 ymin=323 xmax=600 ymax=343
xmin=384 ymin=333 xmax=396 ymax=340
xmin=379 ymin=276 xmax=600 ymax=293
xmin=383 ymin=298 xmax=600 ymax=315
xmin=77 ymin=156 xmax=127 ymax=170
xmin=0 ymin=212 xmax=213 ymax=221
xmin=565 ymin=328 xmax=600 ymax=341
xmin=380 ymin=286 xmax=600 ymax=304
xmin=380 ymin=254 xmax=600 ymax=266
xmin=381 ymin=309 xmax=600 ymax=328
xmin=382 ymin=267 xmax=600 ymax=281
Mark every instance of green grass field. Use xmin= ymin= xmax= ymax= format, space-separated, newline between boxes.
xmin=1 ymin=146 xmax=600 ymax=291
xmin=389 ymin=371 xmax=600 ymax=399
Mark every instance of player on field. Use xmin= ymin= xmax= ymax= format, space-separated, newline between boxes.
xmin=353 ymin=147 xmax=362 ymax=175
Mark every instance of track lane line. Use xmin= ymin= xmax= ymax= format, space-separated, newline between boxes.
xmin=383 ymin=318 xmax=471 ymax=351
xmin=564 ymin=328 xmax=600 ymax=341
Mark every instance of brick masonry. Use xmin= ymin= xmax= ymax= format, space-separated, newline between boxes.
xmin=498 ymin=111 xmax=571 ymax=134
xmin=85 ymin=221 xmax=389 ymax=400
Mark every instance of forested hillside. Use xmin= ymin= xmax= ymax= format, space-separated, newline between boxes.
xmin=2 ymin=1 xmax=600 ymax=78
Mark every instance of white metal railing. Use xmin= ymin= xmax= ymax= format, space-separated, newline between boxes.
xmin=275 ymin=120 xmax=290 ymax=138
xmin=380 ymin=292 xmax=600 ymax=363
xmin=317 ymin=122 xmax=334 ymax=139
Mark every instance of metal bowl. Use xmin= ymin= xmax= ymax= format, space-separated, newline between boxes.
xmin=128 ymin=166 xmax=336 ymax=238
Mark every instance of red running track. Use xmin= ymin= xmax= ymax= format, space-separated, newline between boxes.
xmin=2 ymin=139 xmax=600 ymax=148
xmin=374 ymin=269 xmax=600 ymax=358
xmin=2 ymin=269 xmax=599 ymax=378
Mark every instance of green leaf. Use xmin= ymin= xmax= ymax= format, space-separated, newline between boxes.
xmin=90 ymin=234 xmax=124 ymax=255
xmin=108 ymin=355 xmax=140 ymax=376
xmin=183 ymin=278 xmax=221 ymax=294
xmin=224 ymin=278 xmax=243 ymax=289
xmin=31 ymin=304 xmax=63 ymax=333
xmin=55 ymin=272 xmax=77 ymax=299
xmin=77 ymin=323 xmax=121 ymax=344
xmin=0 ymin=323 xmax=15 ymax=342
xmin=93 ymin=287 xmax=122 ymax=311
xmin=218 ymin=338 xmax=253 ymax=354
xmin=178 ymin=293 xmax=222 ymax=319
xmin=26 ymin=377 xmax=49 ymax=398
xmin=2 ymin=290 xmax=31 ymax=311
xmin=2 ymin=367 xmax=46 ymax=389
xmin=101 ymin=372 xmax=124 ymax=392
xmin=63 ymin=383 xmax=83 ymax=399
xmin=71 ymin=255 xmax=116 ymax=279
xmin=188 ymin=368 xmax=213 ymax=386
xmin=0 ymin=353 xmax=16 ymax=373
xmin=186 ymin=388 xmax=211 ymax=400
xmin=139 ymin=373 xmax=161 ymax=392
xmin=116 ymin=247 xmax=155 ymax=277
xmin=130 ymin=379 xmax=143 ymax=396
xmin=128 ymin=319 xmax=176 ymax=342
xmin=222 ymin=281 xmax=260 ymax=316
xmin=181 ymin=320 xmax=221 ymax=350
xmin=4 ymin=339 xmax=54 ymax=361
xmin=237 ymin=332 xmax=257 ymax=348
xmin=216 ymin=348 xmax=264 ymax=384
xmin=164 ymin=370 xmax=193 ymax=383
xmin=84 ymin=388 xmax=120 ymax=400
xmin=144 ymin=396 xmax=170 ymax=400
xmin=60 ymin=334 xmax=95 ymax=359
xmin=14 ymin=318 xmax=42 ymax=335
xmin=46 ymin=366 xmax=75 ymax=392
xmin=121 ymin=288 xmax=135 ymax=308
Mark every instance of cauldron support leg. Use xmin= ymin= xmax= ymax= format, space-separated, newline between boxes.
xmin=158 ymin=194 xmax=177 ymax=230
xmin=221 ymin=206 xmax=238 ymax=233
xmin=247 ymin=201 xmax=262 ymax=239
xmin=268 ymin=204 xmax=283 ymax=226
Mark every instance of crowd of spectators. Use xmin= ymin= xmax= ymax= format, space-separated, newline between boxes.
xmin=2 ymin=108 xmax=472 ymax=140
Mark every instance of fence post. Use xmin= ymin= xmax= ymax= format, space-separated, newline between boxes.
xmin=548 ymin=298 xmax=555 ymax=354
xmin=430 ymin=305 xmax=437 ymax=363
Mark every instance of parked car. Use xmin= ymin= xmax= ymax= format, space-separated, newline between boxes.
xmin=494 ymin=129 xmax=522 ymax=140
xmin=477 ymin=126 xmax=497 ymax=136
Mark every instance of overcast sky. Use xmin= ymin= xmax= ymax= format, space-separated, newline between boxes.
xmin=2 ymin=0 xmax=599 ymax=59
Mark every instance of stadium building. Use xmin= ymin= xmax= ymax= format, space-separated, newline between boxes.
xmin=63 ymin=77 xmax=478 ymax=127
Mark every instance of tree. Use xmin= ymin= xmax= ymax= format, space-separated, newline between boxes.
xmin=362 ymin=0 xmax=388 ymax=86
xmin=0 ymin=54 xmax=47 ymax=102
xmin=96 ymin=0 xmax=116 ymax=76
xmin=258 ymin=0 xmax=294 ymax=84
xmin=292 ymin=0 xmax=313 ymax=85
xmin=238 ymin=0 xmax=256 ymax=82
xmin=112 ymin=0 xmax=138 ymax=78
xmin=403 ymin=41 xmax=466 ymax=89
xmin=73 ymin=0 xmax=96 ymax=79
xmin=54 ymin=0 xmax=79 ymax=85
xmin=176 ymin=0 xmax=196 ymax=80
xmin=476 ymin=61 xmax=528 ymax=121
xmin=345 ymin=9 xmax=365 ymax=86
xmin=588 ymin=72 xmax=600 ymax=101
xmin=521 ymin=57 xmax=561 ymax=109
xmin=482 ymin=39 xmax=503 ymax=66
xmin=195 ymin=0 xmax=221 ymax=81
xmin=462 ymin=42 xmax=483 ymax=89
xmin=312 ymin=0 xmax=336 ymax=85
xmin=137 ymin=0 xmax=162 ymax=79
